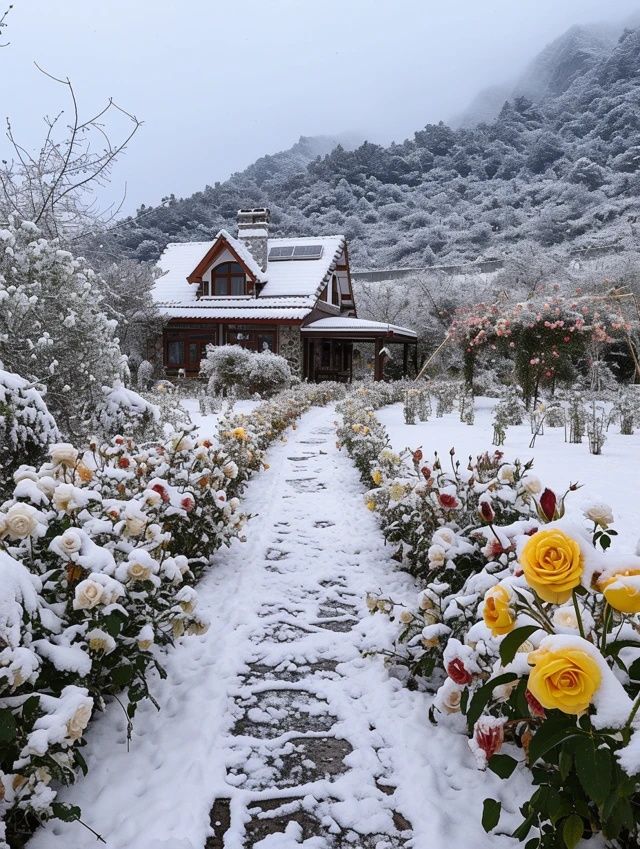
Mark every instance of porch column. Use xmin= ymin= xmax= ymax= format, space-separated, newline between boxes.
xmin=413 ymin=344 xmax=418 ymax=375
xmin=402 ymin=343 xmax=408 ymax=377
xmin=374 ymin=338 xmax=383 ymax=382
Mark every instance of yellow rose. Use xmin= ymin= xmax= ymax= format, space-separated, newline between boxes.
xmin=365 ymin=498 xmax=376 ymax=512
xmin=482 ymin=585 xmax=515 ymax=636
xmin=528 ymin=645 xmax=601 ymax=714
xmin=599 ymin=569 xmax=640 ymax=614
xmin=371 ymin=469 xmax=382 ymax=486
xmin=520 ymin=529 xmax=583 ymax=603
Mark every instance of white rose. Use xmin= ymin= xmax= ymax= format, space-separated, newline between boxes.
xmin=55 ymin=528 xmax=82 ymax=557
xmin=53 ymin=483 xmax=78 ymax=512
xmin=521 ymin=475 xmax=542 ymax=495
xmin=137 ymin=625 xmax=154 ymax=651
xmin=427 ymin=544 xmax=447 ymax=567
xmin=36 ymin=476 xmax=57 ymax=498
xmin=13 ymin=467 xmax=38 ymax=484
xmin=553 ymin=608 xmax=579 ymax=631
xmin=50 ymin=442 xmax=78 ymax=467
xmin=399 ymin=609 xmax=413 ymax=624
xmin=187 ymin=617 xmax=209 ymax=636
xmin=73 ymin=579 xmax=104 ymax=610
xmin=498 ymin=465 xmax=515 ymax=483
xmin=176 ymin=586 xmax=197 ymax=614
xmin=127 ymin=559 xmax=152 ymax=582
xmin=223 ymin=461 xmax=238 ymax=479
xmin=432 ymin=527 xmax=456 ymax=549
xmin=584 ymin=503 xmax=613 ymax=529
xmin=4 ymin=504 xmax=39 ymax=540
xmin=437 ymin=679 xmax=463 ymax=714
xmin=86 ymin=629 xmax=116 ymax=655
xmin=66 ymin=700 xmax=92 ymax=741
xmin=124 ymin=514 xmax=147 ymax=536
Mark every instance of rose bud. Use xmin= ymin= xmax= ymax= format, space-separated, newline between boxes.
xmin=473 ymin=718 xmax=505 ymax=761
xmin=538 ymin=488 xmax=557 ymax=522
xmin=479 ymin=500 xmax=495 ymax=523
xmin=421 ymin=466 xmax=431 ymax=481
xmin=447 ymin=658 xmax=473 ymax=686
xmin=413 ymin=449 xmax=423 ymax=464
xmin=525 ymin=688 xmax=546 ymax=718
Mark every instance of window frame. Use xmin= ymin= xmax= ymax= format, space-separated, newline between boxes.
xmin=208 ymin=262 xmax=247 ymax=297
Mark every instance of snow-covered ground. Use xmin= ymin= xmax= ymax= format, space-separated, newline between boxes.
xmin=28 ymin=404 xmax=529 ymax=849
xmin=180 ymin=398 xmax=261 ymax=440
xmin=378 ymin=397 xmax=640 ymax=554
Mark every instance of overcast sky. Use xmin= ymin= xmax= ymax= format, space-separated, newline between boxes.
xmin=1 ymin=0 xmax=638 ymax=215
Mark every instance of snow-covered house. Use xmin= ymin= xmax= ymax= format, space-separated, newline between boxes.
xmin=152 ymin=208 xmax=416 ymax=381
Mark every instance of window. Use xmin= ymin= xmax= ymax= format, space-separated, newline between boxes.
xmin=210 ymin=262 xmax=246 ymax=296
xmin=331 ymin=274 xmax=340 ymax=306
xmin=225 ymin=324 xmax=277 ymax=353
xmin=167 ymin=340 xmax=184 ymax=366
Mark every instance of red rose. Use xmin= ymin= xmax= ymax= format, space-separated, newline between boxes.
xmin=421 ymin=466 xmax=431 ymax=481
xmin=474 ymin=719 xmax=504 ymax=760
xmin=152 ymin=483 xmax=170 ymax=503
xmin=413 ymin=449 xmax=423 ymax=464
xmin=118 ymin=457 xmax=130 ymax=469
xmin=447 ymin=658 xmax=472 ymax=685
xmin=181 ymin=496 xmax=195 ymax=512
xmin=479 ymin=500 xmax=495 ymax=523
xmin=525 ymin=689 xmax=546 ymax=718
xmin=539 ymin=488 xmax=557 ymax=521
xmin=439 ymin=492 xmax=459 ymax=510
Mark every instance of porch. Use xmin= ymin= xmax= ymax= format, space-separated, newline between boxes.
xmin=301 ymin=317 xmax=418 ymax=382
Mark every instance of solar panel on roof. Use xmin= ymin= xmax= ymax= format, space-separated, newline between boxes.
xmin=268 ymin=245 xmax=295 ymax=260
xmin=293 ymin=244 xmax=323 ymax=259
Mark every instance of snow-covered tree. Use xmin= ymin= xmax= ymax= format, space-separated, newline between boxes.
xmin=0 ymin=220 xmax=122 ymax=438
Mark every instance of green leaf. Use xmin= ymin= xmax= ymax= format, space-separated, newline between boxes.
xmin=511 ymin=812 xmax=536 ymax=841
xmin=0 ymin=709 xmax=17 ymax=744
xmin=574 ymin=737 xmax=611 ymax=807
xmin=488 ymin=753 xmax=518 ymax=779
xmin=562 ymin=814 xmax=584 ymax=849
xmin=499 ymin=625 xmax=540 ymax=666
xmin=628 ymin=657 xmax=640 ymax=682
xmin=558 ymin=749 xmax=572 ymax=781
xmin=528 ymin=716 xmax=582 ymax=765
xmin=466 ymin=673 xmax=518 ymax=727
xmin=110 ymin=665 xmax=134 ymax=687
xmin=482 ymin=798 xmax=501 ymax=832
xmin=51 ymin=803 xmax=82 ymax=823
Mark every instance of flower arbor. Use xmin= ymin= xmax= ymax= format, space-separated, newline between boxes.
xmin=449 ymin=290 xmax=637 ymax=405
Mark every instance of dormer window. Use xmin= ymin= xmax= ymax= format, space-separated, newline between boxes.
xmin=205 ymin=262 xmax=247 ymax=296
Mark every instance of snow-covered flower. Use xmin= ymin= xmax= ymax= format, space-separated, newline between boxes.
xmin=427 ymin=544 xmax=447 ymax=568
xmin=86 ymin=629 xmax=116 ymax=655
xmin=73 ymin=579 xmax=104 ymax=610
xmin=49 ymin=442 xmax=79 ymax=468
xmin=498 ymin=465 xmax=515 ymax=483
xmin=51 ymin=528 xmax=83 ymax=558
xmin=66 ymin=699 xmax=93 ymax=742
xmin=584 ymin=503 xmax=614 ymax=529
xmin=521 ymin=475 xmax=542 ymax=495
xmin=3 ymin=503 xmax=40 ymax=540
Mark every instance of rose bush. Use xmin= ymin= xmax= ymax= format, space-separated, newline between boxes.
xmin=0 ymin=381 xmax=347 ymax=846
xmin=337 ymin=386 xmax=640 ymax=847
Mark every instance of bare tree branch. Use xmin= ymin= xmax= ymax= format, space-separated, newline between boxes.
xmin=0 ymin=62 xmax=142 ymax=239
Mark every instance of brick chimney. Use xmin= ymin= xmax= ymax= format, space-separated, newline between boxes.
xmin=237 ymin=207 xmax=270 ymax=272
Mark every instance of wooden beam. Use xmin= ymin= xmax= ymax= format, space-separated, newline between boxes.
xmin=374 ymin=337 xmax=383 ymax=381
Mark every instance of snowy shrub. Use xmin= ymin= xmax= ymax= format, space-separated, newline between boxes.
xmin=200 ymin=344 xmax=252 ymax=395
xmin=0 ymin=427 xmax=249 ymax=842
xmin=200 ymin=345 xmax=292 ymax=398
xmin=136 ymin=359 xmax=155 ymax=390
xmin=586 ymin=400 xmax=607 ymax=455
xmin=94 ymin=381 xmax=161 ymax=440
xmin=246 ymin=350 xmax=292 ymax=397
xmin=0 ymin=220 xmax=122 ymax=439
xmin=0 ymin=367 xmax=60 ymax=490
xmin=429 ymin=508 xmax=640 ymax=849
xmin=338 ymin=389 xmax=640 ymax=848
xmin=616 ymin=388 xmax=637 ymax=435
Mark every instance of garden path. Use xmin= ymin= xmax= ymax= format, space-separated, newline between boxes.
xmin=29 ymin=405 xmax=511 ymax=849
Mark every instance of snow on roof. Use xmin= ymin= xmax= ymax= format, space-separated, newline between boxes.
xmin=152 ymin=232 xmax=345 ymax=312
xmin=302 ymin=316 xmax=417 ymax=339
xmin=158 ymin=296 xmax=312 ymax=321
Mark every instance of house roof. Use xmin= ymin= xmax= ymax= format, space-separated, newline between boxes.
xmin=152 ymin=231 xmax=346 ymax=318
xmin=301 ymin=316 xmax=418 ymax=341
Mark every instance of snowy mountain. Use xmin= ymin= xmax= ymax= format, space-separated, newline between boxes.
xmin=97 ymin=25 xmax=640 ymax=270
